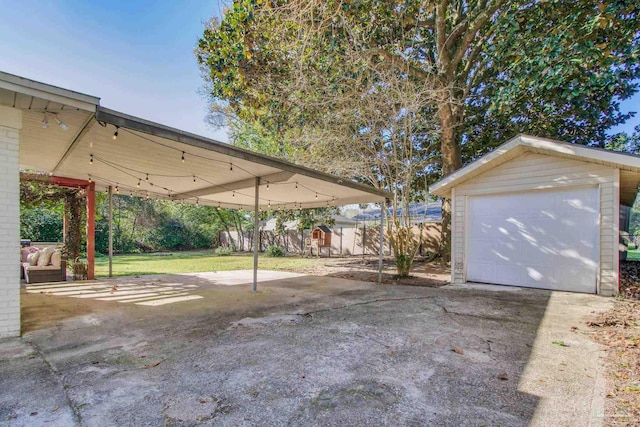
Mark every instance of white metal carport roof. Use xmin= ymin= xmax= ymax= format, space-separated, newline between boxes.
xmin=1 ymin=71 xmax=389 ymax=209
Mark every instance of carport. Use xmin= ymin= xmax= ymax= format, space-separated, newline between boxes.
xmin=0 ymin=71 xmax=390 ymax=338
xmin=431 ymin=134 xmax=640 ymax=295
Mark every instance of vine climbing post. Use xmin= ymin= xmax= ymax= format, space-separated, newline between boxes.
xmin=86 ymin=180 xmax=95 ymax=280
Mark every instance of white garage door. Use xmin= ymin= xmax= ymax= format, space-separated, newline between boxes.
xmin=466 ymin=187 xmax=599 ymax=292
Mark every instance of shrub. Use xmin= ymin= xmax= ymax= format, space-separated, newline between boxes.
xmin=265 ymin=245 xmax=286 ymax=257
xmin=214 ymin=247 xmax=233 ymax=256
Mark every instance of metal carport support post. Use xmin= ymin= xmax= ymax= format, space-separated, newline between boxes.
xmin=253 ymin=177 xmax=260 ymax=292
xmin=108 ymin=185 xmax=113 ymax=277
xmin=378 ymin=199 xmax=385 ymax=284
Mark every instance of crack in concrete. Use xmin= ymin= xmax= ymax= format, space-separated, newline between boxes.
xmin=296 ymin=295 xmax=439 ymax=317
xmin=24 ymin=339 xmax=85 ymax=427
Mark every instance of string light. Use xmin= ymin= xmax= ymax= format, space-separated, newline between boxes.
xmin=112 ymin=126 xmax=119 ymax=140
xmin=88 ymin=175 xmax=92 ymax=183
xmin=196 ymin=198 xmax=200 ymax=206
xmin=268 ymin=200 xmax=271 ymax=208
xmin=232 ymin=191 xmax=235 ymax=198
xmin=146 ymin=192 xmax=149 ymax=199
xmin=217 ymin=202 xmax=221 ymax=210
xmin=181 ymin=151 xmax=185 ymax=163
xmin=89 ymin=131 xmax=340 ymax=209
xmin=115 ymin=185 xmax=119 ymax=193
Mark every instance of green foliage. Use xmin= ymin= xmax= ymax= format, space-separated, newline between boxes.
xmin=198 ymin=0 xmax=639 ymax=179
xmin=214 ymin=247 xmax=233 ymax=256
xmin=20 ymin=206 xmax=63 ymax=242
xmin=265 ymin=245 xmax=286 ymax=257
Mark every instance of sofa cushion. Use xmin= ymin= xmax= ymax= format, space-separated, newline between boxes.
xmin=50 ymin=251 xmax=62 ymax=267
xmin=27 ymin=251 xmax=40 ymax=266
xmin=25 ymin=265 xmax=60 ymax=271
xmin=21 ymin=247 xmax=39 ymax=263
xmin=37 ymin=247 xmax=55 ymax=267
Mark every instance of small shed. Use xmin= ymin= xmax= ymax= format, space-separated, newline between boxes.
xmin=430 ymin=134 xmax=640 ymax=296
xmin=311 ymin=225 xmax=332 ymax=247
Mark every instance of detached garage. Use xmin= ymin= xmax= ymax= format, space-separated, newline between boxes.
xmin=431 ymin=135 xmax=640 ymax=295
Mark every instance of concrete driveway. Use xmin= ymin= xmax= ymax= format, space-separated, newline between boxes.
xmin=1 ymin=274 xmax=611 ymax=426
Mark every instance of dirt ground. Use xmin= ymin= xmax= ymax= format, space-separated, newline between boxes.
xmin=586 ymin=261 xmax=640 ymax=425
xmin=1 ymin=261 xmax=614 ymax=427
xmin=289 ymin=256 xmax=450 ymax=287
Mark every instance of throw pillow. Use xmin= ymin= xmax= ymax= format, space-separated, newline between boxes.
xmin=27 ymin=251 xmax=40 ymax=266
xmin=37 ymin=247 xmax=55 ymax=267
xmin=50 ymin=251 xmax=62 ymax=267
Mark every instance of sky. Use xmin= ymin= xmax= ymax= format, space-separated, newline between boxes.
xmin=0 ymin=0 xmax=229 ymax=142
xmin=0 ymin=1 xmax=638 ymax=140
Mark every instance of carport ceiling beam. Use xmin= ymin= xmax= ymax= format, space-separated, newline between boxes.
xmin=52 ymin=113 xmax=96 ymax=173
xmin=174 ymin=171 xmax=295 ymax=200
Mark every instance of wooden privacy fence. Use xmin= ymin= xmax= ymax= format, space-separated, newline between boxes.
xmin=219 ymin=223 xmax=442 ymax=256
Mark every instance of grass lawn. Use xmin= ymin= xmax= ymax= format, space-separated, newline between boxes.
xmin=94 ymin=250 xmax=318 ymax=277
xmin=626 ymin=248 xmax=640 ymax=261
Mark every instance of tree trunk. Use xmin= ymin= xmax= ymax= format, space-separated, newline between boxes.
xmin=438 ymin=96 xmax=463 ymax=263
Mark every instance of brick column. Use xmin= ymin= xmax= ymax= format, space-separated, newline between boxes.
xmin=0 ymin=105 xmax=22 ymax=338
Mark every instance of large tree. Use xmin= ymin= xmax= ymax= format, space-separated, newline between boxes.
xmin=197 ymin=0 xmax=639 ymax=260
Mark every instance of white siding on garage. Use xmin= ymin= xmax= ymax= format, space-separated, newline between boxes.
xmin=451 ymin=152 xmax=619 ymax=295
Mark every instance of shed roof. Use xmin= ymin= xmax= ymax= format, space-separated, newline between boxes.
xmin=313 ymin=225 xmax=332 ymax=233
xmin=430 ymin=134 xmax=640 ymax=205
xmin=1 ymin=71 xmax=390 ymax=209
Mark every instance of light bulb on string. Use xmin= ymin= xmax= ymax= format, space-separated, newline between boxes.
xmin=193 ymin=175 xmax=196 ymax=183
xmin=89 ymin=154 xmax=93 ymax=164
xmin=181 ymin=151 xmax=185 ymax=163
xmin=137 ymin=180 xmax=140 ymax=188
xmin=295 ymin=182 xmax=298 ymax=189
xmin=145 ymin=173 xmax=149 ymax=182
xmin=196 ymin=198 xmax=200 ymax=206
xmin=232 ymin=191 xmax=235 ymax=198
xmin=88 ymin=175 xmax=92 ymax=183
xmin=229 ymin=162 xmax=233 ymax=171
xmin=266 ymin=182 xmax=270 ymax=190
xmin=146 ymin=192 xmax=149 ymax=199
xmin=112 ymin=127 xmax=118 ymax=140
xmin=315 ymin=193 xmax=318 ymax=199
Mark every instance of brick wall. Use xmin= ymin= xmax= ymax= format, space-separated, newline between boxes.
xmin=0 ymin=106 xmax=21 ymax=338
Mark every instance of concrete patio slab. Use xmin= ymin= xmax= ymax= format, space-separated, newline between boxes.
xmin=2 ymin=274 xmax=612 ymax=426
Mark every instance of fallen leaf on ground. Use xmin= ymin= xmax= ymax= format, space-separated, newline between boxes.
xmin=498 ymin=372 xmax=508 ymax=381
xmin=143 ymin=360 xmax=163 ymax=369
xmin=552 ymin=340 xmax=568 ymax=347
xmin=453 ymin=348 xmax=464 ymax=355
xmin=51 ymin=406 xmax=59 ymax=413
